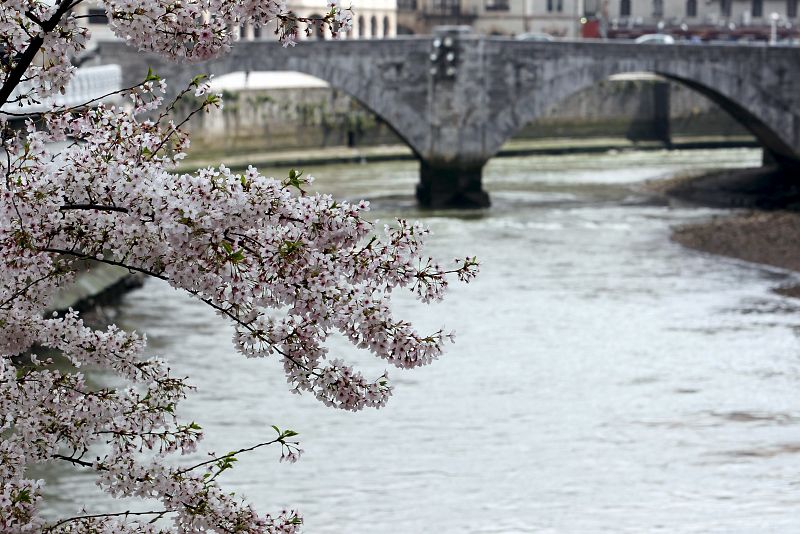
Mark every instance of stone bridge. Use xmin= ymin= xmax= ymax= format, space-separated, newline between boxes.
xmin=96 ymin=30 xmax=800 ymax=208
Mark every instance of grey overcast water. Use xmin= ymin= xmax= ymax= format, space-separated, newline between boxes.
xmin=44 ymin=148 xmax=800 ymax=532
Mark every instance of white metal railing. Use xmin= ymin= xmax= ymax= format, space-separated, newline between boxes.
xmin=1 ymin=64 xmax=122 ymax=116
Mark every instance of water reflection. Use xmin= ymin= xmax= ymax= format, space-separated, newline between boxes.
xmin=42 ymin=148 xmax=800 ymax=532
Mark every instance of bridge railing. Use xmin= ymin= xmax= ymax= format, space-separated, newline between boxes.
xmin=1 ymin=64 xmax=122 ymax=116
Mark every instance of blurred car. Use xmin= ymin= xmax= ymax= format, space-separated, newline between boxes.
xmin=634 ymin=33 xmax=675 ymax=44
xmin=515 ymin=32 xmax=555 ymax=42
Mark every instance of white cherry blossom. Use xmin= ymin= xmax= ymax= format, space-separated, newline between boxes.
xmin=0 ymin=1 xmax=476 ymax=532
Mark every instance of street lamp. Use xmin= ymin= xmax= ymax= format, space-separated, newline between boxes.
xmin=770 ymin=12 xmax=780 ymax=44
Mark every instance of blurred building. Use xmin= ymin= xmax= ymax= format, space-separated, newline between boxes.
xmin=73 ymin=0 xmax=398 ymax=45
xmin=600 ymin=0 xmax=797 ymax=26
xmin=600 ymin=0 xmax=799 ymax=41
xmin=397 ymin=0 xmax=584 ymax=37
xmin=397 ymin=0 xmax=799 ymax=39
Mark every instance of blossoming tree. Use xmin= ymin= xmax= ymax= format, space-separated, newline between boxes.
xmin=0 ymin=1 xmax=478 ymax=532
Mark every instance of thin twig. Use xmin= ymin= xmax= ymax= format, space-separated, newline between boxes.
xmin=174 ymin=438 xmax=282 ymax=476
xmin=44 ymin=508 xmax=175 ymax=531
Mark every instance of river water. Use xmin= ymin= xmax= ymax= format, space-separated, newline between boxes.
xmin=44 ymin=148 xmax=800 ymax=532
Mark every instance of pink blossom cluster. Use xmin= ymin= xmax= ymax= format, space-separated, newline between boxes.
xmin=0 ymin=0 xmax=351 ymax=110
xmin=106 ymin=0 xmax=353 ymax=56
xmin=0 ymin=1 xmax=476 ymax=532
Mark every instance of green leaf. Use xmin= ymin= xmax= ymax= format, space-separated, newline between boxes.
xmin=285 ymin=168 xmax=304 ymax=190
xmin=190 ymin=74 xmax=208 ymax=87
xmin=278 ymin=240 xmax=303 ymax=259
xmin=144 ymin=68 xmax=160 ymax=82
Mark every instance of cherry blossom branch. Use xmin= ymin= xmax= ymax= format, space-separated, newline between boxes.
xmin=174 ymin=437 xmax=285 ymax=476
xmin=43 ymin=509 xmax=175 ymax=532
xmin=40 ymin=247 xmax=169 ymax=281
xmin=0 ymin=80 xmax=159 ymax=118
xmin=0 ymin=0 xmax=83 ymax=106
xmin=147 ymin=97 xmax=216 ymax=160
xmin=39 ymin=246 xmax=320 ymax=376
xmin=0 ymin=260 xmax=66 ymax=309
xmin=0 ymin=2 xmax=471 ymax=528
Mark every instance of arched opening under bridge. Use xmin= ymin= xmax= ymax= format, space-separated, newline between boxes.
xmin=499 ymin=72 xmax=757 ymax=158
xmin=179 ymin=70 xmax=419 ymax=169
xmin=493 ymin=67 xmax=794 ymax=172
xmin=475 ymin=68 xmax=796 ymax=210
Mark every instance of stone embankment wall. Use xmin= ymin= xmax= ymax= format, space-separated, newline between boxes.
xmin=528 ymin=79 xmax=751 ymax=141
xmin=184 ymin=79 xmax=752 ymax=156
xmin=184 ymin=86 xmax=400 ymax=156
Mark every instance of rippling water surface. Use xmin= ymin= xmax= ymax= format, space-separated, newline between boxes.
xmin=45 ymin=148 xmax=800 ymax=532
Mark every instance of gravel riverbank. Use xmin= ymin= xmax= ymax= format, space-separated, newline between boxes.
xmin=655 ymin=165 xmax=800 ymax=295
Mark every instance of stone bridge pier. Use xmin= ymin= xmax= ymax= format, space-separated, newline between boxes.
xmin=415 ymin=27 xmax=493 ymax=208
xmin=96 ymin=30 xmax=800 ymax=209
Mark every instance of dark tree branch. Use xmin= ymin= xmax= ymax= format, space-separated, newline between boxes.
xmin=60 ymin=204 xmax=129 ymax=213
xmin=52 ymin=454 xmax=94 ymax=468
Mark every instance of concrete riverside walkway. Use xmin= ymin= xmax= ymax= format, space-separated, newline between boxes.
xmin=175 ymin=135 xmax=758 ymax=174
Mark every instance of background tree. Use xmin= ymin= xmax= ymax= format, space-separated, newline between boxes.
xmin=0 ymin=1 xmax=478 ymax=532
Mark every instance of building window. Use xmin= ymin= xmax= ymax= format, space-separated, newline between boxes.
xmin=87 ymin=8 xmax=108 ymax=24
xmin=653 ymin=0 xmax=663 ymax=17
xmin=620 ymin=0 xmax=631 ymax=16
xmin=547 ymin=0 xmax=563 ymax=12
xmin=721 ymin=0 xmax=732 ymax=17
xmin=370 ymin=16 xmax=377 ymax=37
xmin=397 ymin=0 xmax=417 ymax=10
xmin=485 ymin=0 xmax=509 ymax=11
xmin=789 ymin=0 xmax=798 ymax=18
xmin=686 ymin=0 xmax=697 ymax=17
xmin=311 ymin=15 xmax=325 ymax=39
xmin=358 ymin=16 xmax=365 ymax=37
xmin=432 ymin=0 xmax=462 ymax=14
xmin=383 ymin=16 xmax=390 ymax=37
xmin=752 ymin=0 xmax=763 ymax=17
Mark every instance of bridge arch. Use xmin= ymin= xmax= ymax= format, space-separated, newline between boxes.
xmin=213 ymin=69 xmax=421 ymax=156
xmin=492 ymin=58 xmax=799 ymax=166
xmin=95 ymin=40 xmax=431 ymax=160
